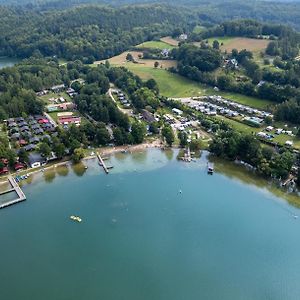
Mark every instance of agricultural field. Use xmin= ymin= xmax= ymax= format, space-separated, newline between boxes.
xmin=206 ymin=37 xmax=270 ymax=52
xmin=95 ymin=51 xmax=177 ymax=69
xmin=160 ymin=36 xmax=179 ymax=46
xmin=135 ymin=40 xmax=176 ymax=50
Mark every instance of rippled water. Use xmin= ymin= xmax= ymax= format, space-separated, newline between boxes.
xmin=0 ymin=149 xmax=300 ymax=300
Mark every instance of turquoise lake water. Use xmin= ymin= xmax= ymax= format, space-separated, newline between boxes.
xmin=0 ymin=149 xmax=300 ymax=300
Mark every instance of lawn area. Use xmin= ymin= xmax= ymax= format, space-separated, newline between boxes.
xmin=215 ymin=91 xmax=273 ymax=109
xmin=135 ymin=41 xmax=176 ymax=50
xmin=38 ymin=92 xmax=71 ymax=104
xmin=124 ymin=64 xmax=210 ymax=97
xmin=215 ymin=115 xmax=261 ymax=135
xmin=123 ymin=63 xmax=273 ymax=109
xmin=193 ymin=25 xmax=206 ymax=34
xmin=207 ymin=36 xmax=234 ymax=45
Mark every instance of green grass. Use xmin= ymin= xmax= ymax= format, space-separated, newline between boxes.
xmin=193 ymin=25 xmax=206 ymax=34
xmin=206 ymin=37 xmax=234 ymax=45
xmin=124 ymin=64 xmax=210 ymax=97
xmin=38 ymin=92 xmax=71 ymax=104
xmin=122 ymin=63 xmax=273 ymax=109
xmin=135 ymin=41 xmax=176 ymax=50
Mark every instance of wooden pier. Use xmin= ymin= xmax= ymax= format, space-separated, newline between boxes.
xmin=0 ymin=176 xmax=26 ymax=209
xmin=97 ymin=152 xmax=109 ymax=174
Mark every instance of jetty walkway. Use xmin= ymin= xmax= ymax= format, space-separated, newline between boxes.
xmin=0 ymin=176 xmax=26 ymax=209
xmin=97 ymin=152 xmax=110 ymax=174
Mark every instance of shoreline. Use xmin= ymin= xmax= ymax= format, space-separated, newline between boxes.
xmin=0 ymin=139 xmax=165 ymax=184
xmin=1 ymin=140 xmax=299 ymax=208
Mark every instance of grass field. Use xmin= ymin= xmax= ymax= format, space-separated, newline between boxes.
xmin=38 ymin=92 xmax=71 ymax=104
xmin=160 ymin=36 xmax=179 ymax=46
xmin=135 ymin=41 xmax=176 ymax=50
xmin=193 ymin=25 xmax=206 ymax=34
xmin=94 ymin=51 xmax=177 ymax=69
xmin=123 ymin=63 xmax=273 ymax=109
xmin=206 ymin=37 xmax=270 ymax=52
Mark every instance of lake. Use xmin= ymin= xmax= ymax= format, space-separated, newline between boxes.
xmin=0 ymin=56 xmax=20 ymax=69
xmin=0 ymin=149 xmax=300 ymax=300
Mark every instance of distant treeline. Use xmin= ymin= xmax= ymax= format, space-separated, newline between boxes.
xmin=0 ymin=5 xmax=195 ymax=62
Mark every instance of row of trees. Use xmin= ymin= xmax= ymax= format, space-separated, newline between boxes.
xmin=210 ymin=129 xmax=295 ymax=179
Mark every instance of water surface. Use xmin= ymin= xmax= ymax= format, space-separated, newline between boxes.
xmin=0 ymin=56 xmax=20 ymax=69
xmin=0 ymin=149 xmax=300 ymax=300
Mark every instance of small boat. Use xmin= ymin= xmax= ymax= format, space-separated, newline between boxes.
xmin=70 ymin=215 xmax=82 ymax=223
xmin=207 ymin=164 xmax=214 ymax=175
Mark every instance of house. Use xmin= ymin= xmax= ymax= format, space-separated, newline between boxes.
xmin=28 ymin=153 xmax=46 ymax=168
xmin=11 ymin=133 xmax=20 ymax=140
xmin=29 ymin=137 xmax=40 ymax=144
xmin=172 ymin=108 xmax=183 ymax=115
xmin=179 ymin=33 xmax=188 ymax=41
xmin=141 ymin=109 xmax=156 ymax=123
xmin=14 ymin=162 xmax=25 ymax=171
xmin=38 ymin=118 xmax=49 ymax=124
xmin=266 ymin=126 xmax=274 ymax=132
xmin=20 ymin=126 xmax=30 ymax=132
xmin=15 ymin=117 xmax=24 ymax=123
xmin=0 ymin=167 xmax=8 ymax=175
xmin=18 ymin=139 xmax=28 ymax=146
xmin=58 ymin=116 xmax=81 ymax=126
xmin=285 ymin=140 xmax=293 ymax=147
xmin=51 ymin=84 xmax=65 ymax=93
xmin=8 ymin=122 xmax=17 ymax=128
xmin=34 ymin=128 xmax=44 ymax=135
xmin=161 ymin=49 xmax=169 ymax=57
xmin=24 ymin=144 xmax=36 ymax=152
xmin=18 ymin=121 xmax=28 ymax=127
xmin=29 ymin=120 xmax=37 ymax=125
xmin=31 ymin=124 xmax=41 ymax=130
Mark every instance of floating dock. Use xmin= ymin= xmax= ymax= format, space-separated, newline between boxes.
xmin=97 ymin=152 xmax=109 ymax=174
xmin=0 ymin=176 xmax=26 ymax=209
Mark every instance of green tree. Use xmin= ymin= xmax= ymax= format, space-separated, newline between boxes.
xmin=53 ymin=143 xmax=66 ymax=159
xmin=162 ymin=126 xmax=174 ymax=147
xmin=131 ymin=122 xmax=146 ymax=144
xmin=18 ymin=148 xmax=29 ymax=163
xmin=178 ymin=131 xmax=188 ymax=147
xmin=213 ymin=40 xmax=220 ymax=50
xmin=39 ymin=142 xmax=51 ymax=157
xmin=72 ymin=148 xmax=85 ymax=163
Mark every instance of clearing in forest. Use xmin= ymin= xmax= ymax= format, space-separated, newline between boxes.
xmin=207 ymin=37 xmax=270 ymax=52
xmin=94 ymin=50 xmax=177 ymax=69
xmin=135 ymin=40 xmax=176 ymax=49
xmin=160 ymin=36 xmax=179 ymax=46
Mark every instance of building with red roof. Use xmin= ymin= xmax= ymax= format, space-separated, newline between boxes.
xmin=0 ymin=167 xmax=8 ymax=175
xmin=58 ymin=116 xmax=81 ymax=126
xmin=14 ymin=162 xmax=25 ymax=171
